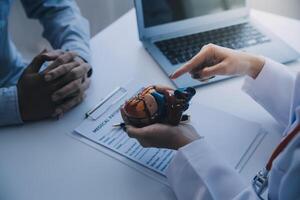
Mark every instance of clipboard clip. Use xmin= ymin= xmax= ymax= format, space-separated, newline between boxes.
xmin=85 ymin=87 xmax=128 ymax=120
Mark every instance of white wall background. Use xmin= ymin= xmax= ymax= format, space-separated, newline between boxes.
xmin=9 ymin=0 xmax=133 ymax=59
xmin=8 ymin=0 xmax=300 ymax=60
xmin=250 ymin=0 xmax=300 ymax=20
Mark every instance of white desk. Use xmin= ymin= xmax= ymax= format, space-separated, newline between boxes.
xmin=0 ymin=9 xmax=300 ymax=200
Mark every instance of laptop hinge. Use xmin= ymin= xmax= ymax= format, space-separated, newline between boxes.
xmin=147 ymin=16 xmax=249 ymax=43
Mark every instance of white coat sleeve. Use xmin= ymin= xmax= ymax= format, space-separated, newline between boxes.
xmin=166 ymin=58 xmax=298 ymax=200
xmin=242 ymin=58 xmax=296 ymax=127
xmin=166 ymin=139 xmax=260 ymax=200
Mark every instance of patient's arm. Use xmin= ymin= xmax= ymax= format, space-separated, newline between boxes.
xmin=20 ymin=0 xmax=90 ymax=63
xmin=0 ymin=86 xmax=23 ymax=126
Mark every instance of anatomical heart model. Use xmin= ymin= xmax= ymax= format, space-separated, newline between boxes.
xmin=121 ymin=85 xmax=196 ymax=128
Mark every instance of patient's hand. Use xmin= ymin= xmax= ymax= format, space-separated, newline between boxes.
xmin=42 ymin=50 xmax=92 ymax=117
xmin=17 ymin=50 xmax=91 ymax=122
xmin=125 ymin=124 xmax=201 ymax=150
xmin=18 ymin=50 xmax=61 ymax=121
xmin=170 ymin=44 xmax=265 ymax=80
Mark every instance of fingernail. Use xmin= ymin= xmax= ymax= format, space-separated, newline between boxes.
xmin=169 ymin=73 xmax=174 ymax=79
xmin=55 ymin=108 xmax=62 ymax=115
xmin=52 ymin=108 xmax=62 ymax=119
xmin=52 ymin=94 xmax=59 ymax=102
xmin=45 ymin=74 xmax=52 ymax=82
xmin=58 ymin=112 xmax=64 ymax=119
xmin=200 ymin=76 xmax=215 ymax=82
xmin=192 ymin=74 xmax=201 ymax=79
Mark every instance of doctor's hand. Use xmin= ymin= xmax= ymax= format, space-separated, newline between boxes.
xmin=170 ymin=44 xmax=265 ymax=80
xmin=125 ymin=124 xmax=201 ymax=150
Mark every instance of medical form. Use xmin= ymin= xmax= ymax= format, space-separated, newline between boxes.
xmin=74 ymin=85 xmax=175 ymax=175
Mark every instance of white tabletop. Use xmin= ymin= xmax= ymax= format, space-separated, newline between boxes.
xmin=1 ymin=9 xmax=300 ymax=200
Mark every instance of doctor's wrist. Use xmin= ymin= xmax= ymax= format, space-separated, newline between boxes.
xmin=178 ymin=136 xmax=204 ymax=150
xmin=246 ymin=55 xmax=265 ymax=79
xmin=176 ymin=135 xmax=204 ymax=149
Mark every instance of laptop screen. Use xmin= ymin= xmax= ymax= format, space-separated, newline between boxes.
xmin=142 ymin=0 xmax=246 ymax=28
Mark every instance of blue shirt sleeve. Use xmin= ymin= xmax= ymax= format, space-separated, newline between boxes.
xmin=20 ymin=0 xmax=91 ymax=63
xmin=0 ymin=86 xmax=23 ymax=126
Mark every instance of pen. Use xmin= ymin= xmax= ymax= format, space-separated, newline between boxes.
xmin=113 ymin=122 xmax=126 ymax=128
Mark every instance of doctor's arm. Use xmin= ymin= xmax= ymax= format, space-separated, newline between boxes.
xmin=126 ymin=124 xmax=260 ymax=200
xmin=125 ymin=113 xmax=300 ymax=200
xmin=171 ymin=44 xmax=296 ymax=127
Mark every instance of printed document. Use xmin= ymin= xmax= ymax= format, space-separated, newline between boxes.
xmin=74 ymin=85 xmax=175 ymax=175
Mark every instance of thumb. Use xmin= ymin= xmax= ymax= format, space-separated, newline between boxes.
xmin=25 ymin=49 xmax=48 ymax=73
xmin=201 ymin=63 xmax=225 ymax=78
xmin=126 ymin=125 xmax=148 ymax=139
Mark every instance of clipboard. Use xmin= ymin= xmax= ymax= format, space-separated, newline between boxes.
xmin=85 ymin=86 xmax=128 ymax=120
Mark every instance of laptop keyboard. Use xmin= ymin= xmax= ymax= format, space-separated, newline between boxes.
xmin=155 ymin=23 xmax=271 ymax=65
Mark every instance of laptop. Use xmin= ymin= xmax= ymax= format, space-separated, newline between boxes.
xmin=134 ymin=0 xmax=300 ymax=88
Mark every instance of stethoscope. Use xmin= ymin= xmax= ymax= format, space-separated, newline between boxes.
xmin=252 ymin=124 xmax=300 ymax=199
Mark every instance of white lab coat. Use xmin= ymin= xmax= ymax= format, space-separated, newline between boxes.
xmin=166 ymin=59 xmax=300 ymax=200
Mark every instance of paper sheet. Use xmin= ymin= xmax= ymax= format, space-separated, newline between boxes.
xmin=74 ymin=85 xmax=175 ymax=175
xmin=188 ymin=104 xmax=267 ymax=172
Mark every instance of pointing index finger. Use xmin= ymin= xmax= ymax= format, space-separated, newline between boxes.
xmin=170 ymin=47 xmax=210 ymax=79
